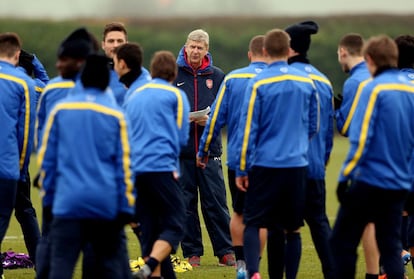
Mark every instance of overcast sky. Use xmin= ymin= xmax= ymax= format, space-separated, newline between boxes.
xmin=1 ymin=0 xmax=414 ymax=19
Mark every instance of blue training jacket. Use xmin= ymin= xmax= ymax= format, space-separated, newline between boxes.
xmin=37 ymin=88 xmax=135 ymax=218
xmin=109 ymin=67 xmax=151 ymax=106
xmin=0 ymin=61 xmax=37 ymax=181
xmin=335 ymin=61 xmax=371 ymax=136
xmin=36 ymin=76 xmax=75 ymax=148
xmin=290 ymin=61 xmax=334 ymax=179
xmin=125 ymin=78 xmax=190 ymax=174
xmin=400 ymin=68 xmax=414 ymax=191
xmin=122 ymin=69 xmax=152 ymax=106
xmin=236 ymin=61 xmax=319 ymax=176
xmin=339 ymin=69 xmax=414 ymax=191
xmin=198 ymin=61 xmax=267 ymax=170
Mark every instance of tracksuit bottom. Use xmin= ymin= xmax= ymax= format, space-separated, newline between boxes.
xmin=331 ymin=181 xmax=407 ymax=279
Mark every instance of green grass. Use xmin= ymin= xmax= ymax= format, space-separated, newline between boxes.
xmin=3 ymin=135 xmax=413 ymax=278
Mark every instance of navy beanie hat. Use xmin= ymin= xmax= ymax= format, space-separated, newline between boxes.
xmin=285 ymin=21 xmax=319 ymax=54
xmin=81 ymin=54 xmax=110 ymax=91
xmin=57 ymin=27 xmax=94 ymax=59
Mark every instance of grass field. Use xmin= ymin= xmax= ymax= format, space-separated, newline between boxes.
xmin=3 ymin=135 xmax=413 ymax=278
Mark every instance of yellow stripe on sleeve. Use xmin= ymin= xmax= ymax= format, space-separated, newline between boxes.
xmin=0 ymin=73 xmax=31 ymax=171
xmin=341 ymin=78 xmax=371 ymax=135
xmin=343 ymin=83 xmax=414 ymax=176
xmin=239 ymin=74 xmax=314 ymax=171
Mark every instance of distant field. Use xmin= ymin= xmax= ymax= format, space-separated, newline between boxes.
xmin=3 ymin=135 xmax=413 ymax=278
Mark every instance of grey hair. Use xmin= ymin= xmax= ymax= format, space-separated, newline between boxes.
xmin=187 ymin=29 xmax=209 ymax=46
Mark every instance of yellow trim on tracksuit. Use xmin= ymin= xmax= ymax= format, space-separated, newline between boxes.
xmin=131 ymin=83 xmax=184 ymax=129
xmin=341 ymin=78 xmax=371 ymax=135
xmin=240 ymin=74 xmax=314 ymax=171
xmin=0 ymin=73 xmax=31 ymax=171
xmin=37 ymin=102 xmax=135 ymax=206
xmin=343 ymin=83 xmax=414 ymax=176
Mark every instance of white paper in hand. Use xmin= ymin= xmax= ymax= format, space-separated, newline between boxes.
xmin=189 ymin=106 xmax=211 ymax=119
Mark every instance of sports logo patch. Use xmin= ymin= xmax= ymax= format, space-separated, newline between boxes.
xmin=206 ymin=79 xmax=213 ymax=89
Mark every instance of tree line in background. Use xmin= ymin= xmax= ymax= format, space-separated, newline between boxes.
xmin=1 ymin=14 xmax=413 ymax=95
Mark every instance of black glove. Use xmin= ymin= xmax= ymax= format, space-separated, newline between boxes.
xmin=336 ymin=180 xmax=351 ymax=204
xmin=19 ymin=49 xmax=35 ymax=76
xmin=334 ymin=93 xmax=343 ymax=110
xmin=32 ymin=173 xmax=40 ymax=188
xmin=115 ymin=212 xmax=133 ymax=230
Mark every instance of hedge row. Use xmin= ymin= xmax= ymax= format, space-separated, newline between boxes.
xmin=1 ymin=15 xmax=414 ymax=95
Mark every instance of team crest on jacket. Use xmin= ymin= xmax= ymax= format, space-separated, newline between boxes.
xmin=206 ymin=79 xmax=213 ymax=89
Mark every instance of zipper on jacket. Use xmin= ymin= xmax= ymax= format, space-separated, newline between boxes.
xmin=193 ymin=72 xmax=199 ymax=156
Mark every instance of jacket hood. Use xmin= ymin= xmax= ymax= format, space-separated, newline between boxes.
xmin=176 ymin=46 xmax=214 ymax=73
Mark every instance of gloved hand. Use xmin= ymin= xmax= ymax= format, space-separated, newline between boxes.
xmin=18 ymin=49 xmax=35 ymax=76
xmin=334 ymin=93 xmax=343 ymax=110
xmin=32 ymin=54 xmax=49 ymax=84
xmin=115 ymin=212 xmax=134 ymax=230
xmin=32 ymin=173 xmax=40 ymax=188
xmin=336 ymin=180 xmax=351 ymax=204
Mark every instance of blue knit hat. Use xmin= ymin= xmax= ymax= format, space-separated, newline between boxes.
xmin=285 ymin=21 xmax=319 ymax=54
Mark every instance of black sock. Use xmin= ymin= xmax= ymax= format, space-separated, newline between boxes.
xmin=234 ymin=245 xmax=244 ymax=261
xmin=244 ymin=226 xmax=260 ymax=276
xmin=402 ymin=215 xmax=408 ymax=249
xmin=284 ymin=232 xmax=301 ymax=279
xmin=146 ymin=257 xmax=160 ymax=272
xmin=365 ymin=274 xmax=378 ymax=279
xmin=160 ymin=258 xmax=175 ymax=279
xmin=267 ymin=228 xmax=285 ymax=279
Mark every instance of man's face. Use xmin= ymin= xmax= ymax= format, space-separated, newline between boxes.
xmin=102 ymin=31 xmax=127 ymax=59
xmin=56 ymin=56 xmax=83 ymax=79
xmin=337 ymin=47 xmax=350 ymax=73
xmin=184 ymin=40 xmax=208 ymax=68
xmin=113 ymin=54 xmax=124 ymax=77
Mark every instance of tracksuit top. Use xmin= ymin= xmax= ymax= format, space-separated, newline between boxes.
xmin=236 ymin=60 xmax=319 ymax=176
xmin=37 ymin=88 xmax=135 ymax=218
xmin=109 ymin=67 xmax=151 ymax=106
xmin=335 ymin=62 xmax=371 ymax=136
xmin=400 ymin=68 xmax=414 ymax=191
xmin=290 ymin=61 xmax=334 ymax=180
xmin=36 ymin=76 xmax=75 ymax=148
xmin=198 ymin=61 xmax=267 ymax=170
xmin=175 ymin=46 xmax=225 ymax=158
xmin=124 ymin=78 xmax=190 ymax=174
xmin=0 ymin=61 xmax=36 ymax=180
xmin=122 ymin=69 xmax=152 ymax=106
xmin=339 ymin=68 xmax=414 ymax=191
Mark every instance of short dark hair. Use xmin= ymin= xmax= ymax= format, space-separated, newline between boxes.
xmin=395 ymin=35 xmax=414 ymax=69
xmin=339 ymin=33 xmax=364 ymax=56
xmin=363 ymin=35 xmax=398 ymax=69
xmin=114 ymin=43 xmax=143 ymax=70
xmin=0 ymin=32 xmax=21 ymax=58
xmin=103 ymin=22 xmax=127 ymax=41
xmin=150 ymin=50 xmax=177 ymax=82
xmin=249 ymin=35 xmax=265 ymax=56
xmin=264 ymin=29 xmax=290 ymax=58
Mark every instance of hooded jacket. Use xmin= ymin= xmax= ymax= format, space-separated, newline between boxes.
xmin=175 ymin=46 xmax=225 ymax=158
